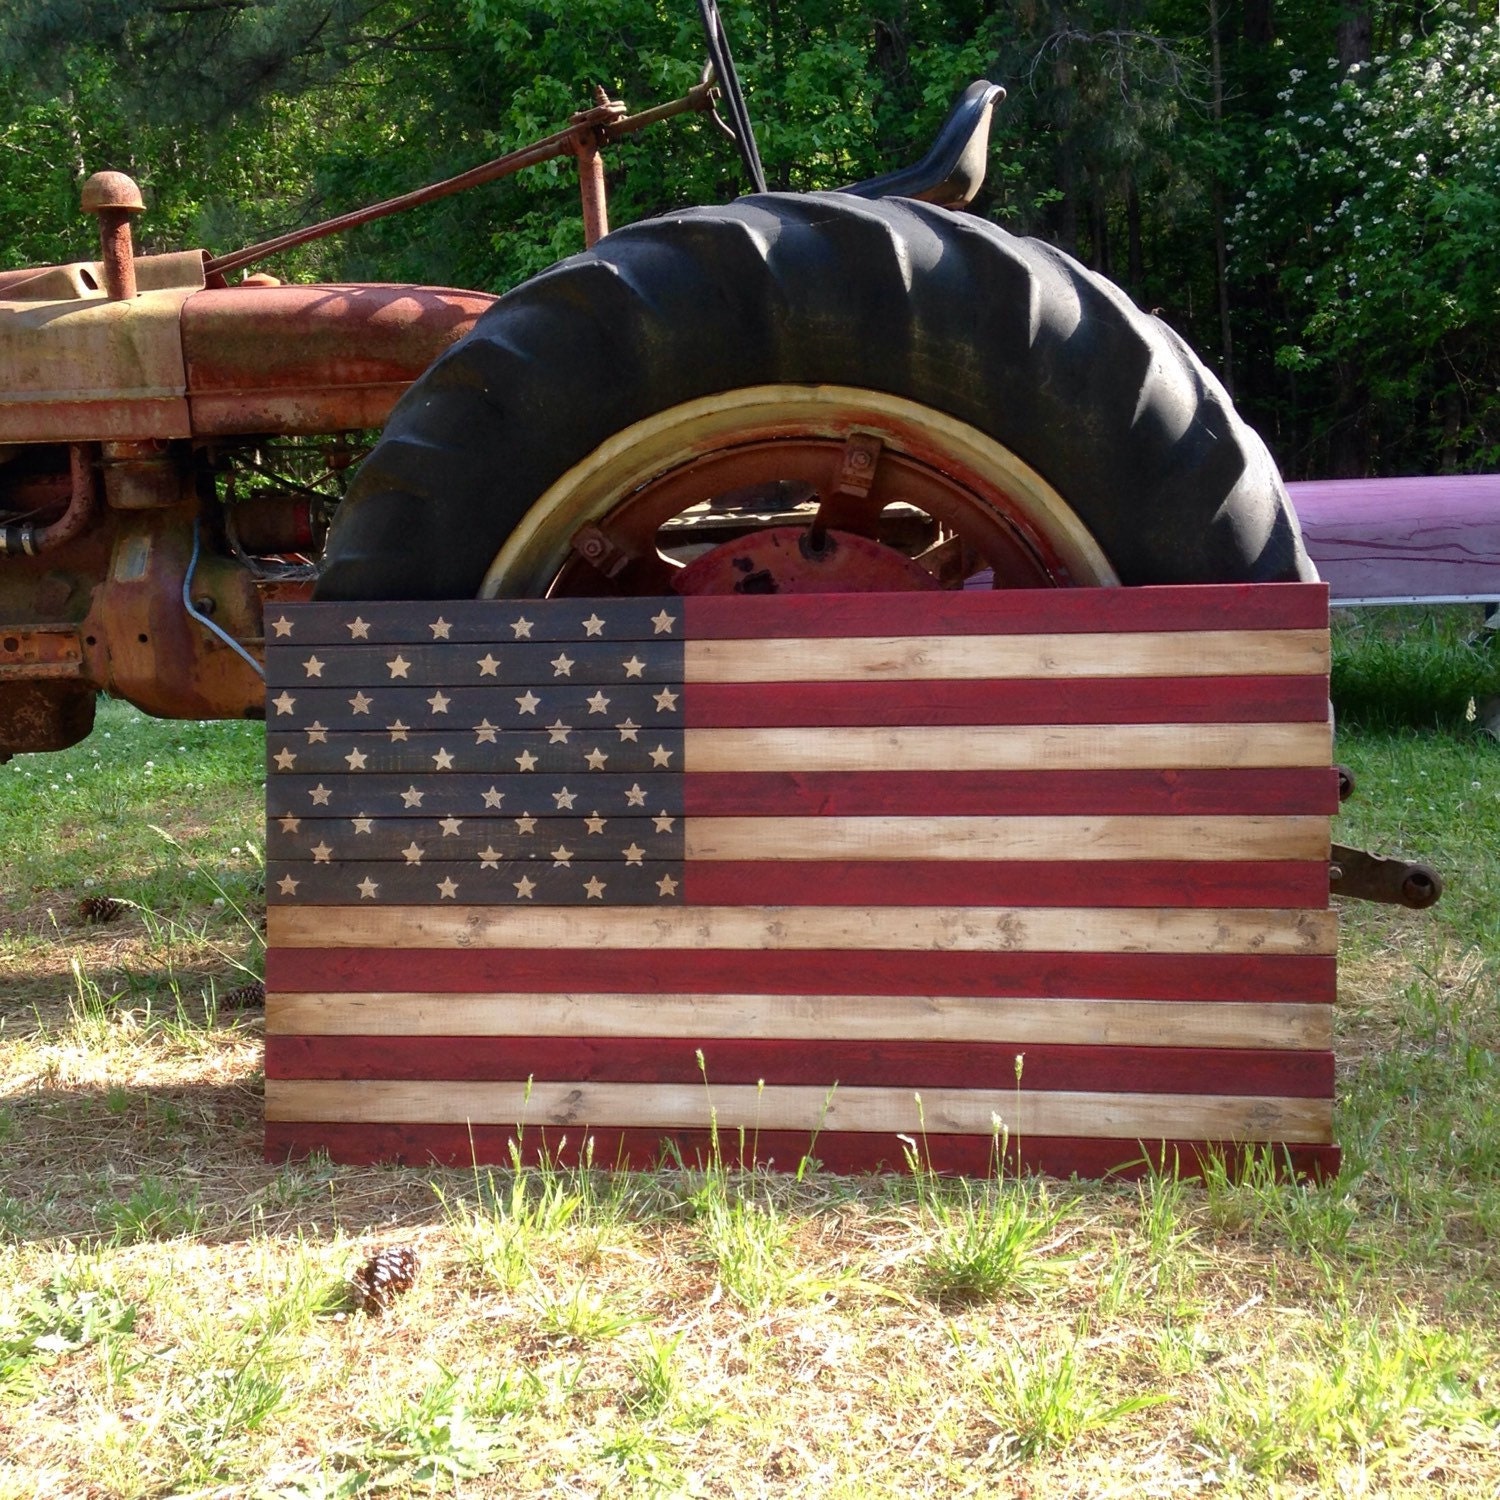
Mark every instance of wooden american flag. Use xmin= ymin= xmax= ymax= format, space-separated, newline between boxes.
xmin=262 ymin=584 xmax=1339 ymax=1180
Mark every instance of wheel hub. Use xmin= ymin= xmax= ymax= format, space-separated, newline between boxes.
xmin=671 ymin=525 xmax=943 ymax=595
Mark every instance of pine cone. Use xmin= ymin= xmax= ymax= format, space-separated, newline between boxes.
xmin=349 ymin=1247 xmax=419 ymax=1314
xmin=220 ymin=981 xmax=265 ymax=1011
xmin=77 ymin=895 xmax=124 ymax=924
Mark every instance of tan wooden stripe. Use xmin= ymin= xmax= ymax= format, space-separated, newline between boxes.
xmin=683 ymin=722 xmax=1332 ymax=772
xmin=264 ymin=1078 xmax=1333 ymax=1142
xmin=684 ymin=629 xmax=1330 ymax=682
xmin=268 ymin=904 xmax=1336 ymax=955
xmin=267 ymin=992 xmax=1332 ymax=1051
xmin=682 ymin=815 xmax=1329 ymax=861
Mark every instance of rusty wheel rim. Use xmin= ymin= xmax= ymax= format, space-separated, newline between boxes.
xmin=480 ymin=386 xmax=1119 ymax=598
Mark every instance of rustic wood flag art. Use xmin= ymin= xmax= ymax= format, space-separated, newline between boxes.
xmin=263 ymin=583 xmax=1340 ymax=1179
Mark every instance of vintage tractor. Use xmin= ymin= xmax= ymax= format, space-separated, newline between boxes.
xmin=0 ymin=16 xmax=1316 ymax=771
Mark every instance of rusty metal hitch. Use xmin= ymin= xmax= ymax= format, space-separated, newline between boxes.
xmin=1329 ymin=843 xmax=1443 ymax=909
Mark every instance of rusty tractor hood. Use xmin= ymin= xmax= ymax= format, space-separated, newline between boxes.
xmin=0 ymin=250 xmax=496 ymax=444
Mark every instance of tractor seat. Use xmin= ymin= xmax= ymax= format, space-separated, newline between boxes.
xmin=839 ymin=80 xmax=1005 ymax=209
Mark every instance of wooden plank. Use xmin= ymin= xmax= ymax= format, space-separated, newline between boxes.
xmin=268 ymin=861 xmax=677 ymax=906
xmin=679 ymin=814 xmax=1329 ymax=862
xmin=681 ymin=859 xmax=1330 ymax=909
xmin=272 ymin=683 xmax=680 ymax=732
xmin=266 ymin=992 xmax=1333 ymax=1050
xmin=268 ymin=773 xmax=683 ymax=820
xmin=685 ymin=675 xmax=1333 ymax=727
xmin=1290 ymin=475 xmax=1500 ymax=604
xmin=266 ymin=729 xmax=680 ymax=776
xmin=264 ymin=1078 xmax=1333 ymax=1140
xmin=265 ymin=1121 xmax=1341 ymax=1178
xmin=265 ymin=1034 xmax=1335 ymax=1096
xmin=267 ymin=903 xmax=1337 ymax=955
xmin=684 ymin=722 xmax=1332 ymax=772
xmin=683 ymin=630 xmax=1329 ymax=683
xmin=264 ymin=598 xmax=680 ymax=645
xmin=682 ymin=583 xmax=1331 ymax=638
xmin=682 ymin=769 xmax=1342 ymax=817
xmin=268 ymin=815 xmax=677 ymax=863
xmin=266 ymin=947 xmax=1337 ymax=1002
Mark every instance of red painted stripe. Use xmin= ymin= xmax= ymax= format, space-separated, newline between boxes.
xmin=683 ymin=860 xmax=1329 ymax=909
xmin=265 ymin=1121 xmax=1341 ymax=1181
xmin=266 ymin=948 xmax=1336 ymax=1003
xmin=682 ymin=768 xmax=1341 ymax=817
xmin=682 ymin=584 xmax=1329 ymax=639
xmin=265 ymin=1035 xmax=1334 ymax=1096
xmin=685 ymin=676 xmax=1330 ymax=727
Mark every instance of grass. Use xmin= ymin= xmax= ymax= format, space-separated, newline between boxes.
xmin=1 ymin=612 xmax=1498 ymax=1495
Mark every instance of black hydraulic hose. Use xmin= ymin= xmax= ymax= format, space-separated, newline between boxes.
xmin=696 ymin=0 xmax=767 ymax=194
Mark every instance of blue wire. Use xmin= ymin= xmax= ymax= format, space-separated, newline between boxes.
xmin=183 ymin=517 xmax=266 ymax=680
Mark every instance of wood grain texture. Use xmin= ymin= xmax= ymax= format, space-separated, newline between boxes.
xmin=264 ymin=1078 xmax=1333 ymax=1141
xmin=266 ymin=992 xmax=1333 ymax=1049
xmin=679 ymin=815 xmax=1330 ymax=862
xmin=267 ymin=903 xmax=1337 ymax=955
xmin=267 ymin=947 xmax=1337 ymax=1002
xmin=684 ymin=722 xmax=1333 ymax=772
xmin=682 ymin=584 xmax=1331 ymax=638
xmin=265 ymin=1121 xmax=1342 ymax=1179
xmin=265 ymin=1034 xmax=1334 ymax=1095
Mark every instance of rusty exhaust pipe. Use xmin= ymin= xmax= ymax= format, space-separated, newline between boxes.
xmin=80 ymin=171 xmax=145 ymax=300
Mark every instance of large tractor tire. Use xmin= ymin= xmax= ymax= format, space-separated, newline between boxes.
xmin=316 ymin=193 xmax=1311 ymax=601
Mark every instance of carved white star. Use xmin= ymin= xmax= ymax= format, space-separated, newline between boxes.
xmin=311 ymin=841 xmax=333 ymax=864
xmin=427 ymin=690 xmax=451 ymax=714
xmin=515 ymin=749 xmax=538 ymax=772
xmin=305 ymin=721 xmax=328 ymax=743
xmin=345 ymin=748 xmax=367 ymax=770
xmin=515 ymin=690 xmax=540 ymax=715
xmin=616 ymin=719 xmax=640 ymax=742
xmin=401 ymin=785 xmax=424 ymax=808
xmin=273 ymin=747 xmax=296 ymax=771
xmin=271 ymin=615 xmax=294 ymax=637
xmin=622 ymin=656 xmax=646 ymax=678
xmin=511 ymin=616 xmax=533 ymax=639
xmin=514 ymin=875 xmax=536 ymax=898
xmin=583 ymin=876 xmax=606 ymax=900
xmin=622 ymin=843 xmax=646 ymax=866
xmin=651 ymin=609 xmax=676 ymax=634
xmin=584 ymin=813 xmax=607 ymax=835
xmin=653 ymin=687 xmax=679 ymax=712
xmin=546 ymin=720 xmax=572 ymax=744
xmin=429 ymin=616 xmax=451 ymax=639
xmin=477 ymin=653 xmax=500 ymax=676
xmin=656 ymin=873 xmax=679 ymax=897
xmin=584 ymin=747 xmax=608 ymax=770
xmin=349 ymin=691 xmax=372 ymax=715
xmin=551 ymin=845 xmax=573 ymax=867
xmin=272 ymin=692 xmax=296 ymax=716
xmin=649 ymin=744 xmax=673 ymax=768
xmin=472 ymin=719 xmax=497 ymax=744
xmin=357 ymin=876 xmax=379 ymax=899
xmin=402 ymin=842 xmax=424 ymax=864
xmin=481 ymin=786 xmax=504 ymax=809
xmin=278 ymin=814 xmax=301 ymax=833
xmin=551 ymin=652 xmax=574 ymax=677
xmin=439 ymin=816 xmax=462 ymax=836
xmin=432 ymin=747 xmax=455 ymax=770
xmin=625 ymin=783 xmax=647 ymax=807
xmin=653 ymin=813 xmax=676 ymax=833
xmin=515 ymin=813 xmax=537 ymax=834
xmin=387 ymin=719 xmax=409 ymax=741
xmin=387 ymin=655 xmax=410 ymax=679
xmin=346 ymin=616 xmax=370 ymax=639
xmin=582 ymin=613 xmax=606 ymax=637
xmin=436 ymin=877 xmax=459 ymax=899
xmin=552 ymin=787 xmax=577 ymax=810
xmin=478 ymin=845 xmax=502 ymax=869
xmin=309 ymin=783 xmax=332 ymax=805
xmin=302 ymin=655 xmax=324 ymax=678
xmin=351 ymin=813 xmax=374 ymax=834
xmin=586 ymin=691 xmax=610 ymax=714
xmin=277 ymin=873 xmax=299 ymax=895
